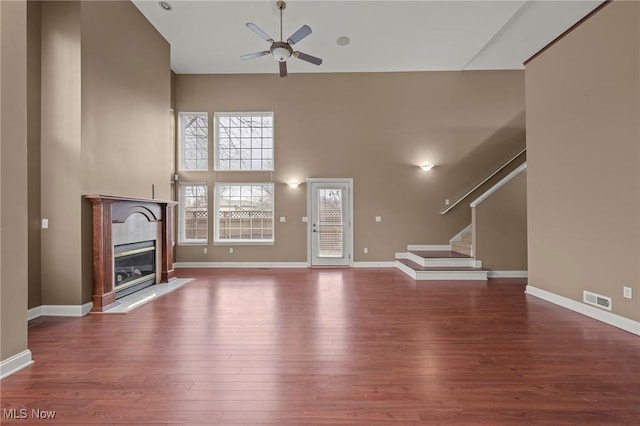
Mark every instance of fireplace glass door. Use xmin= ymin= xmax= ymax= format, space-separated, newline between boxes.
xmin=113 ymin=240 xmax=156 ymax=298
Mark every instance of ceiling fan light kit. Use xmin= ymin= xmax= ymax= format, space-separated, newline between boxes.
xmin=241 ymin=0 xmax=322 ymax=77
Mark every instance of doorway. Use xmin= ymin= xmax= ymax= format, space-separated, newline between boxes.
xmin=307 ymin=178 xmax=353 ymax=267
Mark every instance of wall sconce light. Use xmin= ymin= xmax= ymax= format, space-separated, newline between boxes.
xmin=420 ymin=163 xmax=434 ymax=171
xmin=287 ymin=181 xmax=300 ymax=188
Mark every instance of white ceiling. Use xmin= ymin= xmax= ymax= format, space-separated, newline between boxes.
xmin=132 ymin=0 xmax=603 ymax=75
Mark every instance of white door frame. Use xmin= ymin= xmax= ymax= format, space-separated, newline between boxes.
xmin=306 ymin=178 xmax=354 ymax=267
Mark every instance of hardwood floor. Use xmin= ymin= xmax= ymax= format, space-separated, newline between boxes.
xmin=2 ymin=268 xmax=639 ymax=425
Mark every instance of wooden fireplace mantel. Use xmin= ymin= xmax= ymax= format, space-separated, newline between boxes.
xmin=85 ymin=195 xmax=178 ymax=312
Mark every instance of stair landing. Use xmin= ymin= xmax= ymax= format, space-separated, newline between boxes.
xmin=396 ymin=249 xmax=487 ymax=281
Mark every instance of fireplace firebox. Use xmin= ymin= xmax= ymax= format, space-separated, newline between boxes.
xmin=114 ymin=240 xmax=156 ymax=299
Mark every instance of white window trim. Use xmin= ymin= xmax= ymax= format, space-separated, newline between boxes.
xmin=178 ymin=112 xmax=209 ymax=172
xmin=178 ymin=182 xmax=208 ymax=245
xmin=214 ymin=111 xmax=275 ymax=172
xmin=214 ymin=182 xmax=275 ymax=245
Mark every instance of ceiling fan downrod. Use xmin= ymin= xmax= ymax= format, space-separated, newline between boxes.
xmin=277 ymin=1 xmax=286 ymax=42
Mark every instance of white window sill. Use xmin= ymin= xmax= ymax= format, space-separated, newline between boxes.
xmin=214 ymin=240 xmax=274 ymax=246
xmin=177 ymin=241 xmax=208 ymax=246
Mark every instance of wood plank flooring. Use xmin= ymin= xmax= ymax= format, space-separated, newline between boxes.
xmin=2 ymin=268 xmax=639 ymax=425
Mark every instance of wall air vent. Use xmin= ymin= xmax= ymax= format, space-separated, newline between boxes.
xmin=583 ymin=290 xmax=612 ymax=311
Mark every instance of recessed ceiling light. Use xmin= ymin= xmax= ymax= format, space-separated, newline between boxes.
xmin=336 ymin=36 xmax=350 ymax=46
xmin=159 ymin=1 xmax=172 ymax=11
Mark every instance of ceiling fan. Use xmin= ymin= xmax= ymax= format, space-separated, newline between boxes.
xmin=241 ymin=0 xmax=322 ymax=77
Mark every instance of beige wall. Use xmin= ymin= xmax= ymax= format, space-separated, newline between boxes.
xmin=473 ymin=169 xmax=527 ymax=271
xmin=175 ymin=71 xmax=526 ymax=263
xmin=526 ymin=0 xmax=640 ymax=321
xmin=80 ymin=1 xmax=172 ymax=199
xmin=38 ymin=1 xmax=172 ymax=306
xmin=1 ymin=0 xmax=29 ymax=360
xmin=40 ymin=0 xmax=83 ymax=305
xmin=27 ymin=1 xmax=42 ymax=308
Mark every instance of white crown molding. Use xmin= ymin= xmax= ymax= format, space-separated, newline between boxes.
xmin=0 ymin=350 xmax=33 ymax=380
xmin=487 ymin=271 xmax=528 ymax=278
xmin=526 ymin=285 xmax=640 ymax=336
xmin=27 ymin=302 xmax=93 ymax=320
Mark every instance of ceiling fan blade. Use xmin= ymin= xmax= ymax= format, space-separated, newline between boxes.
xmin=246 ymin=23 xmax=274 ymax=42
xmin=287 ymin=25 xmax=312 ymax=45
xmin=279 ymin=61 xmax=287 ymax=78
xmin=241 ymin=51 xmax=270 ymax=61
xmin=294 ymin=51 xmax=322 ymax=66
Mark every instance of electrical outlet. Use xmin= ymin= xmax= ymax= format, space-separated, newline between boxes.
xmin=203 ymin=247 xmax=207 ymax=254
xmin=364 ymin=247 xmax=368 ymax=254
xmin=229 ymin=247 xmax=233 ymax=254
xmin=623 ymin=287 xmax=632 ymax=299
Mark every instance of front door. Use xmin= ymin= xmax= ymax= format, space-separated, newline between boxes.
xmin=308 ymin=179 xmax=353 ymax=266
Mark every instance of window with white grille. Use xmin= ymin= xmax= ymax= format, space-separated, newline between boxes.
xmin=215 ymin=183 xmax=274 ymax=244
xmin=179 ymin=184 xmax=208 ymax=244
xmin=214 ymin=112 xmax=274 ymax=171
xmin=179 ymin=112 xmax=208 ymax=171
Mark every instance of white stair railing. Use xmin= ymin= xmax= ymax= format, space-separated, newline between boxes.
xmin=441 ymin=148 xmax=526 ymax=215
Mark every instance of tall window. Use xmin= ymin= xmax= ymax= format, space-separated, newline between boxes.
xmin=179 ymin=184 xmax=208 ymax=244
xmin=215 ymin=183 xmax=274 ymax=244
xmin=179 ymin=112 xmax=208 ymax=171
xmin=214 ymin=112 xmax=274 ymax=171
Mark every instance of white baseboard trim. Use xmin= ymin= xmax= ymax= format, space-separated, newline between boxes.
xmin=27 ymin=306 xmax=43 ymax=321
xmin=407 ymin=245 xmax=451 ymax=251
xmin=174 ymin=261 xmax=308 ymax=269
xmin=488 ymin=271 xmax=528 ymax=278
xmin=1 ymin=350 xmax=33 ymax=380
xmin=395 ymin=252 xmax=408 ymax=259
xmin=27 ymin=302 xmax=93 ymax=320
xmin=353 ymin=261 xmax=396 ymax=268
xmin=525 ymin=285 xmax=640 ymax=336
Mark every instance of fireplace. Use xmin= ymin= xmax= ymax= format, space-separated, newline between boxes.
xmin=114 ymin=240 xmax=156 ymax=299
xmin=85 ymin=195 xmax=177 ymax=312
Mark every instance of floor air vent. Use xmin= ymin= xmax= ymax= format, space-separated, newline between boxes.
xmin=583 ymin=290 xmax=612 ymax=311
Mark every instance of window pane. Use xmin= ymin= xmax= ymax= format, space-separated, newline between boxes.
xmin=317 ymin=189 xmax=343 ymax=257
xmin=180 ymin=113 xmax=208 ymax=171
xmin=216 ymin=183 xmax=274 ymax=243
xmin=181 ymin=184 xmax=208 ymax=243
xmin=215 ymin=112 xmax=274 ymax=171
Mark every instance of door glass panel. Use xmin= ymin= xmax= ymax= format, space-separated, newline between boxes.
xmin=317 ymin=189 xmax=344 ymax=258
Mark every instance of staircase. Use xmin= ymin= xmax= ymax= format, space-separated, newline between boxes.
xmin=396 ymin=226 xmax=487 ymax=280
xmin=450 ymin=225 xmax=473 ymax=256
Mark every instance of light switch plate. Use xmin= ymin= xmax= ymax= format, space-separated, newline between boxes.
xmin=375 ymin=216 xmax=382 ymax=222
xmin=42 ymin=218 xmax=49 ymax=229
xmin=280 ymin=217 xmax=286 ymax=223
xmin=623 ymin=287 xmax=632 ymax=299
